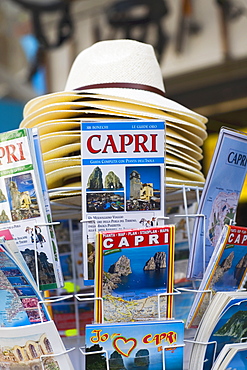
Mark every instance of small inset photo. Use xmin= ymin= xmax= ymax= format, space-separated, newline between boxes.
xmin=86 ymin=166 xmax=124 ymax=191
xmin=5 ymin=173 xmax=40 ymax=221
xmin=126 ymin=166 xmax=161 ymax=211
xmin=86 ymin=192 xmax=124 ymax=212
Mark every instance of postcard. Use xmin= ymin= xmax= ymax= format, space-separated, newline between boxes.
xmin=0 ymin=320 xmax=74 ymax=369
xmin=85 ymin=320 xmax=184 ymax=370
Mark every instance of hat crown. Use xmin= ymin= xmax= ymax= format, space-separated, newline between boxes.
xmin=65 ymin=39 xmax=165 ymax=92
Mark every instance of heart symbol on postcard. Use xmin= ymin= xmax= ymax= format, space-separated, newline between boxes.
xmin=113 ymin=336 xmax=137 ymax=357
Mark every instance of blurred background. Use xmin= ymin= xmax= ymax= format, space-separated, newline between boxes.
xmin=1 ymin=2 xmax=247 ymax=363
xmin=1 ymin=0 xmax=247 ymax=181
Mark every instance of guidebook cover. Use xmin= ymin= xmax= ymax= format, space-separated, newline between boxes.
xmin=85 ymin=320 xmax=184 ymax=370
xmin=81 ymin=120 xmax=165 ymax=285
xmin=187 ymin=224 xmax=247 ymax=328
xmin=0 ymin=128 xmax=62 ymax=290
xmin=0 ymin=320 xmax=74 ymax=369
xmin=0 ymin=234 xmax=51 ymax=327
xmin=188 ymin=128 xmax=247 ymax=279
xmin=95 ymin=225 xmax=175 ymax=323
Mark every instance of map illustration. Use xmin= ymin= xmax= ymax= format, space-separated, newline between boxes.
xmin=0 ymin=244 xmax=50 ymax=327
xmin=207 ymin=191 xmax=238 ymax=248
xmin=0 ymin=270 xmax=27 ymax=326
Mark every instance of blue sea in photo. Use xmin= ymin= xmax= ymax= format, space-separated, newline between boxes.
xmin=103 ymin=245 xmax=168 ymax=299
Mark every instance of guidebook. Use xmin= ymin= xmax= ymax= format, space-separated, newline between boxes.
xmin=187 ymin=127 xmax=247 ymax=279
xmin=186 ymin=224 xmax=247 ymax=329
xmin=0 ymin=128 xmax=63 ymax=290
xmin=0 ymin=320 xmax=74 ymax=369
xmin=188 ymin=291 xmax=247 ymax=370
xmin=81 ymin=120 xmax=165 ymax=285
xmin=0 ymin=231 xmax=51 ymax=326
xmin=85 ymin=320 xmax=184 ymax=370
xmin=95 ymin=225 xmax=175 ymax=323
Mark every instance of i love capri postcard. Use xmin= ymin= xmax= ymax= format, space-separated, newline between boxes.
xmin=85 ymin=320 xmax=184 ymax=370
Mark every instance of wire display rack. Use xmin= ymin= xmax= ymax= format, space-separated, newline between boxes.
xmin=43 ymin=183 xmax=206 ymax=369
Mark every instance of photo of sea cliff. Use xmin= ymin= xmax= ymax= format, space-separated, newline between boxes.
xmin=86 ymin=166 xmax=124 ymax=191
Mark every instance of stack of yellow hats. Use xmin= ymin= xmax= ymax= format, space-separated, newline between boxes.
xmin=20 ymin=39 xmax=207 ymax=200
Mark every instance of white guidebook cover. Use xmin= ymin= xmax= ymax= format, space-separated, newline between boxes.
xmin=0 ymin=320 xmax=74 ymax=369
xmin=81 ymin=120 xmax=165 ymax=285
xmin=0 ymin=128 xmax=63 ymax=290
xmin=187 ymin=127 xmax=247 ymax=279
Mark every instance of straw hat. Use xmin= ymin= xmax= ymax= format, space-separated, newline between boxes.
xmin=21 ymin=39 xmax=208 ymax=196
xmin=24 ymin=39 xmax=207 ymax=125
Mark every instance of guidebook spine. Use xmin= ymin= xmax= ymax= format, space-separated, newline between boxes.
xmin=95 ymin=231 xmax=103 ymax=323
xmin=167 ymin=224 xmax=175 ymax=318
xmin=186 ymin=224 xmax=231 ymax=328
xmin=31 ymin=128 xmax=64 ymax=288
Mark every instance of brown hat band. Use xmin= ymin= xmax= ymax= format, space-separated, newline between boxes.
xmin=74 ymin=82 xmax=166 ymax=98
